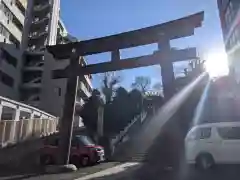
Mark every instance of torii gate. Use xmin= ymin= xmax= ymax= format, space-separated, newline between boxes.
xmin=47 ymin=11 xmax=204 ymax=165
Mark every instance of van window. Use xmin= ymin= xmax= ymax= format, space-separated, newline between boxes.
xmin=188 ymin=127 xmax=211 ymax=140
xmin=197 ymin=127 xmax=211 ymax=139
xmin=217 ymin=127 xmax=240 ymax=140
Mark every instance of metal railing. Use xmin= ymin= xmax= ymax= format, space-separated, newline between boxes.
xmin=0 ymin=118 xmax=58 ymax=147
xmin=110 ymin=111 xmax=147 ymax=154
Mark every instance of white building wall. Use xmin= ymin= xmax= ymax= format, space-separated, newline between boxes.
xmin=20 ymin=0 xmax=34 ymax=50
xmin=47 ymin=0 xmax=60 ymax=45
xmin=0 ymin=0 xmax=23 ymax=43
xmin=2 ymin=0 xmax=25 ymax=25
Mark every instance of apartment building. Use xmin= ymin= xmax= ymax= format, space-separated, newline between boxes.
xmin=217 ymin=0 xmax=240 ymax=82
xmin=42 ymin=20 xmax=93 ymax=126
xmin=20 ymin=0 xmax=60 ymax=108
xmin=0 ymin=0 xmax=26 ymax=100
xmin=0 ymin=0 xmax=92 ymax=125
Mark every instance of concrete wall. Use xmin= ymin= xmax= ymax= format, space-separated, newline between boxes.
xmin=0 ymin=43 xmax=23 ymax=100
xmin=40 ymin=52 xmax=89 ymax=128
xmin=39 ymin=52 xmax=67 ymax=117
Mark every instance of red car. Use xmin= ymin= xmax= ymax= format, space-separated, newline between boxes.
xmin=40 ymin=135 xmax=105 ymax=167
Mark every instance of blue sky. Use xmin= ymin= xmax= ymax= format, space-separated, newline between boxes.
xmin=60 ymin=0 xmax=224 ymax=90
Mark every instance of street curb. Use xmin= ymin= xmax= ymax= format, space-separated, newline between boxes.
xmin=44 ymin=164 xmax=77 ymax=174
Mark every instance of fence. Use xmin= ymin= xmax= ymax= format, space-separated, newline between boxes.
xmin=0 ymin=118 xmax=58 ymax=147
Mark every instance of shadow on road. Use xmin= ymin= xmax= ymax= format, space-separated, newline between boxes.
xmin=0 ymin=165 xmax=43 ymax=180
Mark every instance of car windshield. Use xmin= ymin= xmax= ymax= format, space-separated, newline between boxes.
xmin=77 ymin=135 xmax=95 ymax=146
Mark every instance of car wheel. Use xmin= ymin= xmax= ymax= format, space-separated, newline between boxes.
xmin=80 ymin=155 xmax=90 ymax=167
xmin=196 ymin=153 xmax=215 ymax=170
xmin=40 ymin=154 xmax=54 ymax=165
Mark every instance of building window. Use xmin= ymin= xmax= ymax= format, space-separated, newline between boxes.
xmin=1 ymin=1 xmax=23 ymax=32
xmin=218 ymin=127 xmax=240 ymax=140
xmin=0 ymin=70 xmax=14 ymax=87
xmin=10 ymin=0 xmax=16 ymax=6
xmin=0 ymin=23 xmax=10 ymax=40
xmin=12 ymin=15 xmax=23 ymax=32
xmin=9 ymin=34 xmax=20 ymax=49
xmin=1 ymin=49 xmax=17 ymax=67
xmin=55 ymin=87 xmax=62 ymax=96
xmin=226 ymin=24 xmax=240 ymax=50
xmin=1 ymin=2 xmax=13 ymax=23
xmin=224 ymin=1 xmax=235 ymax=30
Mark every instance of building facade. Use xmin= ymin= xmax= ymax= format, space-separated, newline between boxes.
xmin=42 ymin=20 xmax=93 ymax=126
xmin=0 ymin=0 xmax=92 ymax=125
xmin=217 ymin=0 xmax=240 ymax=81
xmin=20 ymin=0 xmax=60 ymax=107
xmin=0 ymin=0 xmax=26 ymax=100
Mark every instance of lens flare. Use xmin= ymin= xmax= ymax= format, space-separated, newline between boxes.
xmin=204 ymin=52 xmax=229 ymax=78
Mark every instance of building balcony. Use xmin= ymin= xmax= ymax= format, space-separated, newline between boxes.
xmin=27 ymin=45 xmax=46 ymax=53
xmin=29 ymin=30 xmax=48 ymax=40
xmin=21 ymin=77 xmax=42 ymax=89
xmin=224 ymin=8 xmax=240 ymax=45
xmin=23 ymin=58 xmax=44 ymax=71
xmin=33 ymin=2 xmax=50 ymax=12
xmin=0 ymin=15 xmax=22 ymax=42
xmin=32 ymin=14 xmax=50 ymax=25
xmin=23 ymin=66 xmax=44 ymax=71
xmin=83 ymin=75 xmax=93 ymax=90
xmin=75 ymin=97 xmax=85 ymax=107
xmin=21 ymin=82 xmax=42 ymax=89
xmin=2 ymin=0 xmax=24 ymax=25
xmin=25 ymin=49 xmax=45 ymax=55
xmin=78 ymin=82 xmax=91 ymax=98
xmin=25 ymin=94 xmax=41 ymax=102
xmin=24 ymin=60 xmax=44 ymax=68
xmin=24 ymin=100 xmax=40 ymax=108
xmin=21 ymin=81 xmax=42 ymax=89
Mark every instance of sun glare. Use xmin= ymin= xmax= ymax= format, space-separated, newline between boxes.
xmin=204 ymin=51 xmax=229 ymax=78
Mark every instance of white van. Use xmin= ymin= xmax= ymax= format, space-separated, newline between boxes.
xmin=185 ymin=122 xmax=240 ymax=169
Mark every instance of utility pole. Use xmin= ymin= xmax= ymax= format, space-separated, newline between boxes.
xmin=58 ymin=48 xmax=79 ymax=165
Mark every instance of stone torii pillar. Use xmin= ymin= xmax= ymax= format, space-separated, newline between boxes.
xmin=58 ymin=48 xmax=79 ymax=165
xmin=158 ymin=38 xmax=175 ymax=100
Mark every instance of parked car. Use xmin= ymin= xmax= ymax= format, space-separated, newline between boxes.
xmin=185 ymin=122 xmax=240 ymax=169
xmin=40 ymin=135 xmax=105 ymax=167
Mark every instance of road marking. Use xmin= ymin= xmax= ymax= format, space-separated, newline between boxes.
xmin=74 ymin=162 xmax=141 ymax=180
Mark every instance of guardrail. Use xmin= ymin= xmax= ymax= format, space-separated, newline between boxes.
xmin=0 ymin=118 xmax=58 ymax=147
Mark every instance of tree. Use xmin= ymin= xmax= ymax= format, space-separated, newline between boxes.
xmin=128 ymin=89 xmax=143 ymax=116
xmin=152 ymin=82 xmax=162 ymax=91
xmin=131 ymin=76 xmax=151 ymax=94
xmin=80 ymin=89 xmax=102 ymax=136
xmin=103 ymin=87 xmax=144 ymax=135
xmin=104 ymin=87 xmax=129 ymax=133
xmin=101 ymin=72 xmax=121 ymax=104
